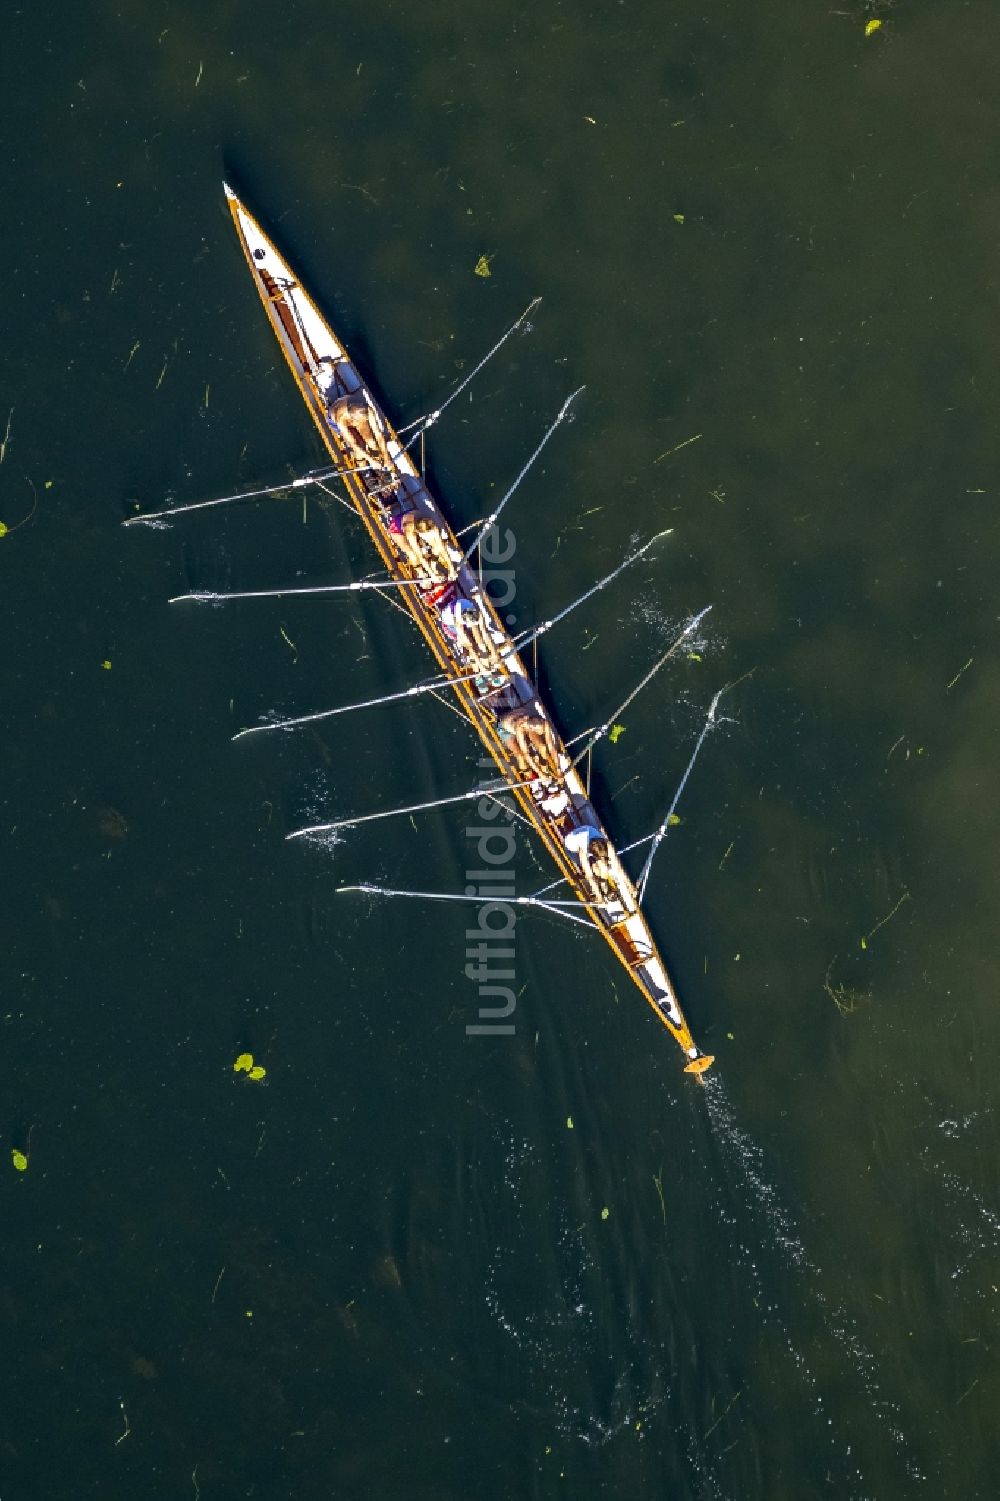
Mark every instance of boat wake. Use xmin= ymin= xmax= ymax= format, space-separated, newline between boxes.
xmin=919 ymin=1108 xmax=1000 ymax=1299
xmin=481 ymin=1132 xmax=673 ymax=1452
xmin=702 ymin=1077 xmax=926 ymax=1492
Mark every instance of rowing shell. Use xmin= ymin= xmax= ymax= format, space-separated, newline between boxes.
xmin=222 ymin=183 xmax=713 ymax=1076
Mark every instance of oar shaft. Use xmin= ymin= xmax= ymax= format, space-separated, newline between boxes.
xmin=571 ymin=606 xmax=712 ymax=768
xmin=337 ymin=882 xmax=597 ymax=929
xmin=122 ymin=460 xmax=378 ymax=526
xmin=513 ymin=528 xmax=672 ymax=654
xmin=169 ymin=577 xmax=427 ymax=605
xmin=636 ymin=679 xmax=741 ymax=901
xmin=232 ymin=661 xmax=491 ymax=740
xmin=338 ymin=883 xmax=590 ymax=909
xmin=287 ymin=776 xmax=536 ymax=840
xmin=399 ymin=296 xmax=542 ymax=444
xmin=123 ymin=474 xmax=320 ymax=525
xmin=462 ymin=387 xmax=585 ymax=563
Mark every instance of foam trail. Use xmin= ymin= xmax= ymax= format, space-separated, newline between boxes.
xmin=703 ymin=1077 xmax=925 ymax=1487
xmin=481 ymin=1131 xmax=674 ymax=1453
xmin=919 ymin=1116 xmax=1000 ymax=1297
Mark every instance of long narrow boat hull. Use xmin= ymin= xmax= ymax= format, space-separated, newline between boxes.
xmin=223 ymin=183 xmax=713 ymax=1075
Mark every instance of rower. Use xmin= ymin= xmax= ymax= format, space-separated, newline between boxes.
xmin=563 ymin=822 xmax=637 ymax=913
xmin=498 ymin=704 xmax=561 ymax=782
xmin=396 ymin=511 xmax=460 ymax=581
xmin=441 ymin=594 xmax=503 ymax=669
xmin=317 ymin=358 xmax=394 ymax=472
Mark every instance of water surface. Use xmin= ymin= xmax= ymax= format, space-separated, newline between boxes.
xmin=3 ymin=2 xmax=1000 ymax=1496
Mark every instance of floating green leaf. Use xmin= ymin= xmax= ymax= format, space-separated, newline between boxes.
xmin=600 ymin=1206 xmax=610 ymax=1221
xmin=248 ymin=1065 xmax=267 ymax=1082
xmin=11 ymin=1149 xmax=28 ymax=1172
xmin=233 ymin=1052 xmax=254 ymax=1073
xmin=608 ymin=724 xmax=626 ymax=745
xmin=566 ymin=1116 xmax=574 ymax=1130
xmin=473 ymin=254 xmax=494 ymax=278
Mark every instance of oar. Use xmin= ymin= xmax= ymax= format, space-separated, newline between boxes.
xmin=286 ymin=776 xmax=537 ymax=841
xmin=570 ymin=606 xmax=713 ymax=770
xmin=169 ymin=577 xmax=434 ymax=606
xmin=460 ymin=387 xmax=585 ymax=565
xmin=398 ymin=297 xmax=542 ymax=446
xmin=121 ymin=463 xmax=375 ymax=526
xmin=635 ymin=675 xmax=748 ymax=902
xmin=232 ymin=660 xmax=493 ymax=741
xmin=513 ymin=528 xmax=672 ymax=650
xmin=336 ymin=882 xmax=598 ymax=931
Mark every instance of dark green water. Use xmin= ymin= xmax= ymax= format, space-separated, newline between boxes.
xmin=4 ymin=2 xmax=1000 ymax=1496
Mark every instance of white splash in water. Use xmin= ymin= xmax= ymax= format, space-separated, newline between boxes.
xmin=632 ymin=595 xmax=724 ymax=666
xmin=937 ymin=1112 xmax=982 ymax=1140
xmin=257 ymin=708 xmax=304 ymax=729
xmin=919 ymin=1134 xmax=1000 ymax=1293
